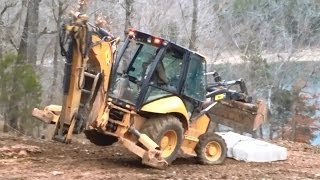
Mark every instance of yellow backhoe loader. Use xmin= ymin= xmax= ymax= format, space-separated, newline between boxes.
xmin=32 ymin=13 xmax=267 ymax=169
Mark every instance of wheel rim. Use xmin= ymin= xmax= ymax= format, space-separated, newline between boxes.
xmin=204 ymin=141 xmax=222 ymax=162
xmin=160 ymin=130 xmax=178 ymax=158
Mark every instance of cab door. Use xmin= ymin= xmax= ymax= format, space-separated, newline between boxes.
xmin=181 ymin=53 xmax=207 ymax=117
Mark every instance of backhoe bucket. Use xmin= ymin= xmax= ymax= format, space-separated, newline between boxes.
xmin=208 ymin=100 xmax=268 ymax=133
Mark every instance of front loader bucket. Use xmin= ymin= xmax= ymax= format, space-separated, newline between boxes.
xmin=208 ymin=100 xmax=268 ymax=133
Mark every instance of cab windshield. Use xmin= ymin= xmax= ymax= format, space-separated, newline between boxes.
xmin=109 ymin=39 xmax=158 ymax=105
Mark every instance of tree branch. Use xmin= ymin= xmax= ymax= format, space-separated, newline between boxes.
xmin=117 ymin=0 xmax=127 ymax=11
xmin=0 ymin=2 xmax=18 ymax=18
xmin=178 ymin=1 xmax=191 ymax=43
xmin=8 ymin=36 xmax=18 ymax=52
xmin=39 ymin=27 xmax=58 ymax=37
xmin=51 ymin=0 xmax=58 ymax=23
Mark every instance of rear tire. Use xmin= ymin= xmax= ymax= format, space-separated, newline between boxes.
xmin=84 ymin=129 xmax=118 ymax=146
xmin=140 ymin=115 xmax=183 ymax=164
xmin=195 ymin=132 xmax=227 ymax=165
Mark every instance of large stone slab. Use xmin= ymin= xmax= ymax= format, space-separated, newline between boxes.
xmin=216 ymin=131 xmax=287 ymax=162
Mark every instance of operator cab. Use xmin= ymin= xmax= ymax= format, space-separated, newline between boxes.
xmin=109 ymin=29 xmax=206 ymax=114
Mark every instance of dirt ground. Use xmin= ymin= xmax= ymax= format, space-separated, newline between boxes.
xmin=0 ymin=133 xmax=319 ymax=180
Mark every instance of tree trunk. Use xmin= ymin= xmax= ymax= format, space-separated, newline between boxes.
xmin=0 ymin=15 xmax=4 ymax=59
xmin=3 ymin=87 xmax=19 ymax=133
xmin=267 ymin=88 xmax=273 ymax=140
xmin=27 ymin=0 xmax=40 ymax=64
xmin=49 ymin=1 xmax=63 ymax=102
xmin=3 ymin=113 xmax=9 ymax=132
xmin=18 ymin=0 xmax=40 ymax=64
xmin=124 ymin=0 xmax=133 ymax=37
xmin=291 ymin=116 xmax=297 ymax=141
xmin=3 ymin=107 xmax=19 ymax=133
xmin=0 ymin=23 xmax=3 ymax=59
xmin=269 ymin=122 xmax=273 ymax=140
xmin=281 ymin=122 xmax=284 ymax=139
xmin=189 ymin=0 xmax=198 ymax=50
xmin=50 ymin=40 xmax=59 ymax=101
xmin=18 ymin=14 xmax=28 ymax=57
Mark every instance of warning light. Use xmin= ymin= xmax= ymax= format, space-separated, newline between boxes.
xmin=128 ymin=30 xmax=135 ymax=37
xmin=153 ymin=38 xmax=161 ymax=44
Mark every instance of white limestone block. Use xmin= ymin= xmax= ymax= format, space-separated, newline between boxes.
xmin=216 ymin=131 xmax=287 ymax=162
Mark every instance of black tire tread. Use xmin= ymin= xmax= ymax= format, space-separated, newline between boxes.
xmin=84 ymin=129 xmax=118 ymax=146
xmin=140 ymin=115 xmax=183 ymax=164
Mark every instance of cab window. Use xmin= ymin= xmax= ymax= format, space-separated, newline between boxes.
xmin=143 ymin=46 xmax=186 ymax=102
xmin=183 ymin=53 xmax=206 ymax=101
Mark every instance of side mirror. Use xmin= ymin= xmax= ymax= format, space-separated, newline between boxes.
xmin=212 ymin=72 xmax=221 ymax=82
xmin=205 ymin=71 xmax=222 ymax=82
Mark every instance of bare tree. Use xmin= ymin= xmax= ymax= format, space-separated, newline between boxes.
xmin=18 ymin=0 xmax=41 ymax=64
xmin=0 ymin=1 xmax=18 ymax=58
xmin=189 ymin=0 xmax=198 ymax=50
xmin=48 ymin=0 xmax=70 ymax=102
xmin=124 ymin=0 xmax=134 ymax=36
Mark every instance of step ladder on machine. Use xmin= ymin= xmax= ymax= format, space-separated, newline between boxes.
xmin=80 ymin=72 xmax=101 ymax=108
xmin=53 ymin=71 xmax=101 ymax=143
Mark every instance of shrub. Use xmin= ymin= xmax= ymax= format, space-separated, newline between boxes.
xmin=0 ymin=53 xmax=42 ymax=136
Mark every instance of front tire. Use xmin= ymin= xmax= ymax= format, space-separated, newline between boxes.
xmin=140 ymin=115 xmax=183 ymax=164
xmin=195 ymin=132 xmax=227 ymax=165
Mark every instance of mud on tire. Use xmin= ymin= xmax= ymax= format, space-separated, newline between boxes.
xmin=195 ymin=132 xmax=227 ymax=165
xmin=139 ymin=115 xmax=183 ymax=164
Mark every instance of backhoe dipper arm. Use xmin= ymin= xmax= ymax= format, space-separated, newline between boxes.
xmin=54 ymin=13 xmax=90 ymax=143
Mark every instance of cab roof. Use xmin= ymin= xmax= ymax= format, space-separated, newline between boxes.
xmin=128 ymin=29 xmax=207 ymax=62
